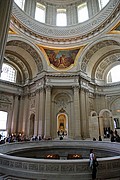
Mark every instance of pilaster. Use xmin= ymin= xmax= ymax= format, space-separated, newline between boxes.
xmin=34 ymin=89 xmax=40 ymax=136
xmin=17 ymin=96 xmax=24 ymax=133
xmin=38 ymin=87 xmax=45 ymax=137
xmin=11 ymin=95 xmax=19 ymax=133
xmin=46 ymin=4 xmax=56 ymax=25
xmin=22 ymin=95 xmax=30 ymax=136
xmin=73 ymin=86 xmax=81 ymax=139
xmin=87 ymin=0 xmax=99 ymax=18
xmin=85 ymin=90 xmax=90 ymax=137
xmin=80 ymin=87 xmax=90 ymax=138
xmin=24 ymin=0 xmax=36 ymax=18
xmin=0 ymin=0 xmax=13 ymax=74
xmin=67 ymin=4 xmax=78 ymax=25
xmin=44 ymin=85 xmax=52 ymax=138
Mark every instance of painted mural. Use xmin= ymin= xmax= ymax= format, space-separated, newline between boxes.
xmin=44 ymin=48 xmax=79 ymax=69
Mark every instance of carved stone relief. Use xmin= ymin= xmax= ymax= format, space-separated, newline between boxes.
xmin=81 ymin=41 xmax=120 ymax=72
xmin=96 ymin=53 xmax=120 ymax=80
xmin=7 ymin=41 xmax=43 ymax=72
xmin=0 ymin=93 xmax=12 ymax=111
xmin=5 ymin=53 xmax=29 ymax=81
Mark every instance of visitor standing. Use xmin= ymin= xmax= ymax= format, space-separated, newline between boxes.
xmin=92 ymin=156 xmax=99 ymax=180
xmin=89 ymin=149 xmax=95 ymax=169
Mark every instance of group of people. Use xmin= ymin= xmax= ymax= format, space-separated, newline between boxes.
xmin=89 ymin=149 xmax=99 ymax=180
xmin=110 ymin=129 xmax=120 ymax=142
xmin=57 ymin=130 xmax=67 ymax=140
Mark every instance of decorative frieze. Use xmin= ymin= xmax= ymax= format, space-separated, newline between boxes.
xmin=0 ymin=141 xmax=120 ymax=179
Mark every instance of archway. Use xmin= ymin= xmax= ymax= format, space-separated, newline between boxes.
xmin=29 ymin=113 xmax=35 ymax=137
xmin=57 ymin=112 xmax=68 ymax=137
xmin=99 ymin=109 xmax=113 ymax=138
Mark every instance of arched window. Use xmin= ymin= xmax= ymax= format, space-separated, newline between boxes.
xmin=0 ymin=111 xmax=8 ymax=139
xmin=77 ymin=2 xmax=89 ymax=23
xmin=35 ymin=3 xmax=46 ymax=23
xmin=56 ymin=9 xmax=67 ymax=26
xmin=0 ymin=63 xmax=17 ymax=83
xmin=107 ymin=65 xmax=120 ymax=83
xmin=14 ymin=0 xmax=25 ymax=10
xmin=98 ymin=0 xmax=110 ymax=10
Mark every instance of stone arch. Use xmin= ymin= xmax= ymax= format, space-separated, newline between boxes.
xmin=4 ymin=51 xmax=31 ymax=84
xmin=52 ymin=90 xmax=73 ymax=138
xmin=29 ymin=113 xmax=35 ymax=137
xmin=91 ymin=111 xmax=97 ymax=117
xmin=99 ymin=109 xmax=114 ymax=138
xmin=57 ymin=111 xmax=68 ymax=137
xmin=99 ymin=109 xmax=112 ymax=117
xmin=78 ymin=35 xmax=120 ymax=80
xmin=92 ymin=50 xmax=120 ymax=83
xmin=109 ymin=96 xmax=120 ymax=123
xmin=6 ymin=35 xmax=48 ymax=74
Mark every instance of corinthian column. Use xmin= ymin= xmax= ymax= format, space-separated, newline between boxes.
xmin=34 ymin=89 xmax=40 ymax=136
xmin=11 ymin=95 xmax=19 ymax=133
xmin=38 ymin=87 xmax=45 ymax=137
xmin=44 ymin=86 xmax=51 ymax=138
xmin=0 ymin=0 xmax=13 ymax=74
xmin=73 ymin=86 xmax=81 ymax=139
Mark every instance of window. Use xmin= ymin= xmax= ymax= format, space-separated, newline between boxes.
xmin=0 ymin=111 xmax=7 ymax=139
xmin=56 ymin=9 xmax=67 ymax=26
xmin=78 ymin=2 xmax=89 ymax=23
xmin=107 ymin=65 xmax=120 ymax=83
xmin=98 ymin=0 xmax=110 ymax=10
xmin=0 ymin=63 xmax=17 ymax=83
xmin=35 ymin=3 xmax=46 ymax=23
xmin=14 ymin=0 xmax=25 ymax=10
xmin=0 ymin=111 xmax=7 ymax=130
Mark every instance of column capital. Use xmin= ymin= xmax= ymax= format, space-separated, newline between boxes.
xmin=72 ymin=85 xmax=80 ymax=91
xmin=45 ymin=85 xmax=52 ymax=91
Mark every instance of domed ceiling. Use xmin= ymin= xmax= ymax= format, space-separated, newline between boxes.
xmin=6 ymin=0 xmax=120 ymax=83
xmin=11 ymin=0 xmax=120 ymax=47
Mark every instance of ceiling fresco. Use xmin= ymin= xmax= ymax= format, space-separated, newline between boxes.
xmin=44 ymin=48 xmax=80 ymax=69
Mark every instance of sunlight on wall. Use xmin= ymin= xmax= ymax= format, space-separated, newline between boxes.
xmin=107 ymin=65 xmax=120 ymax=83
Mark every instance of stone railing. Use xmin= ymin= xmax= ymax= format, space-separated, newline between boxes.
xmin=0 ymin=141 xmax=120 ymax=179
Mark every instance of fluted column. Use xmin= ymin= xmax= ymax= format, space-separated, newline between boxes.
xmin=0 ymin=0 xmax=13 ymax=74
xmin=22 ymin=95 xmax=29 ymax=136
xmin=24 ymin=0 xmax=36 ymax=18
xmin=85 ymin=90 xmax=90 ymax=137
xmin=38 ymin=87 xmax=45 ymax=137
xmin=7 ymin=104 xmax=14 ymax=135
xmin=11 ymin=95 xmax=19 ymax=133
xmin=87 ymin=0 xmax=99 ymax=18
xmin=51 ymin=99 xmax=57 ymax=138
xmin=17 ymin=96 xmax=24 ymax=133
xmin=99 ymin=116 xmax=104 ymax=138
xmin=67 ymin=4 xmax=78 ymax=25
xmin=80 ymin=89 xmax=86 ymax=138
xmin=73 ymin=86 xmax=81 ymax=139
xmin=46 ymin=4 xmax=56 ymax=25
xmin=44 ymin=86 xmax=51 ymax=138
xmin=69 ymin=101 xmax=74 ymax=138
xmin=34 ymin=89 xmax=40 ymax=136
xmin=110 ymin=117 xmax=114 ymax=131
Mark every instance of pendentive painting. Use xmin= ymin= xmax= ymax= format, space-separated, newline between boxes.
xmin=44 ymin=48 xmax=80 ymax=69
